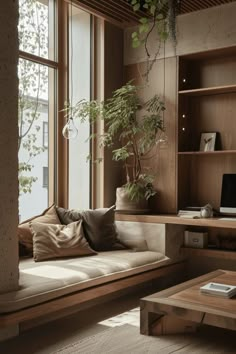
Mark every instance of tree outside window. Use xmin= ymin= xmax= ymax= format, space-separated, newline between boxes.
xmin=18 ymin=0 xmax=56 ymax=220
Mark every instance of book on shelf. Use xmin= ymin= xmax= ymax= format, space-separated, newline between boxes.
xmin=178 ymin=210 xmax=201 ymax=218
xmin=200 ymin=282 xmax=236 ymax=298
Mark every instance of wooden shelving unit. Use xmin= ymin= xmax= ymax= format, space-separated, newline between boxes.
xmin=178 ymin=150 xmax=236 ymax=155
xmin=178 ymin=46 xmax=236 ymax=211
xmin=179 ymin=84 xmax=236 ymax=96
xmin=182 ymin=247 xmax=236 ymax=261
xmin=118 ymin=46 xmax=236 ymax=269
xmin=115 ymin=213 xmax=236 ymax=229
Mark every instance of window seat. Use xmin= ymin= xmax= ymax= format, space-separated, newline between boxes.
xmin=0 ymin=220 xmax=186 ymax=338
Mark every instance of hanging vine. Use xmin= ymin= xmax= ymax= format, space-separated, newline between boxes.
xmin=128 ymin=0 xmax=180 ymax=81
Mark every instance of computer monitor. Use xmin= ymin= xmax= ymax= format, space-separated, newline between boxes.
xmin=220 ymin=174 xmax=236 ymax=215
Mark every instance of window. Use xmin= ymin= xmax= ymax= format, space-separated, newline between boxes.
xmin=43 ymin=167 xmax=48 ymax=188
xmin=18 ymin=0 xmax=57 ymax=220
xmin=18 ymin=0 xmax=94 ymax=219
xmin=68 ymin=6 xmax=91 ymax=210
xmin=43 ymin=122 xmax=48 ymax=148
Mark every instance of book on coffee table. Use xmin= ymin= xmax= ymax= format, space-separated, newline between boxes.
xmin=200 ymin=282 xmax=236 ymax=298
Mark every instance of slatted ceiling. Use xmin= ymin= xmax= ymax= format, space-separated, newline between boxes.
xmin=75 ymin=0 xmax=142 ymax=26
xmin=75 ymin=0 xmax=236 ymax=27
xmin=98 ymin=0 xmax=137 ymax=22
xmin=179 ymin=0 xmax=236 ymax=14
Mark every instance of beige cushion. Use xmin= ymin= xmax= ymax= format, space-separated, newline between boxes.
xmin=18 ymin=205 xmax=61 ymax=255
xmin=0 ymin=250 xmax=168 ymax=313
xmin=30 ymin=220 xmax=97 ymax=262
xmin=56 ymin=205 xmax=125 ymax=251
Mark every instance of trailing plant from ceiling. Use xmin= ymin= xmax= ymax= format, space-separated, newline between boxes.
xmin=128 ymin=0 xmax=180 ymax=80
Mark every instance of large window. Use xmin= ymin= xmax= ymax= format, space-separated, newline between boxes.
xmin=68 ymin=5 xmax=91 ymax=210
xmin=18 ymin=0 xmax=57 ymax=220
xmin=18 ymin=0 xmax=93 ymax=219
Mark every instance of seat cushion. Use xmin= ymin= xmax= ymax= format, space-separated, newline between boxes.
xmin=0 ymin=250 xmax=169 ymax=313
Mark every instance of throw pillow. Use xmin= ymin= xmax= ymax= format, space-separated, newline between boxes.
xmin=18 ymin=204 xmax=61 ymax=256
xmin=56 ymin=206 xmax=82 ymax=224
xmin=30 ymin=220 xmax=97 ymax=262
xmin=56 ymin=205 xmax=126 ymax=251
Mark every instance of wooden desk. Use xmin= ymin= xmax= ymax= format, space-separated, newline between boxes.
xmin=140 ymin=269 xmax=236 ymax=335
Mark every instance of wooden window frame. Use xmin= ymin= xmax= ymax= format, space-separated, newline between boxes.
xmin=19 ymin=0 xmax=60 ymax=207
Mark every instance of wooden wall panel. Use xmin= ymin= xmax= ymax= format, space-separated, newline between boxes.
xmin=103 ymin=22 xmax=124 ymax=207
xmin=124 ymin=58 xmax=178 ymax=213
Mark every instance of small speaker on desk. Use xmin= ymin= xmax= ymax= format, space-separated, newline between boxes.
xmin=184 ymin=230 xmax=208 ymax=248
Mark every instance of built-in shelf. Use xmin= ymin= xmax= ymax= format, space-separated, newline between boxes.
xmin=178 ymin=150 xmax=236 ymax=155
xmin=115 ymin=214 xmax=236 ymax=229
xmin=178 ymin=84 xmax=236 ymax=96
xmin=182 ymin=247 xmax=236 ymax=261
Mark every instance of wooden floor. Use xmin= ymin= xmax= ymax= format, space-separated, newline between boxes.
xmin=0 ymin=287 xmax=235 ymax=354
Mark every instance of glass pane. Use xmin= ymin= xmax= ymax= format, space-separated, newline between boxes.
xmin=18 ymin=0 xmax=55 ymax=60
xmin=68 ymin=7 xmax=91 ymax=210
xmin=18 ymin=58 xmax=54 ymax=221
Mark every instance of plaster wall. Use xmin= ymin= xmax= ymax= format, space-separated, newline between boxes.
xmin=0 ymin=2 xmax=19 ymax=293
xmin=124 ymin=2 xmax=236 ymax=65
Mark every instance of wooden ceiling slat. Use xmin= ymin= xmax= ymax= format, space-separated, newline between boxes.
xmin=75 ymin=0 xmax=236 ymax=27
xmin=110 ymin=0 xmax=148 ymax=20
xmin=78 ymin=0 xmax=124 ymax=22
xmin=98 ymin=0 xmax=141 ymax=22
xmin=196 ymin=0 xmax=212 ymax=9
xmin=74 ymin=0 xmax=125 ymax=27
xmin=109 ymin=0 xmax=141 ymax=19
xmin=180 ymin=2 xmax=198 ymax=13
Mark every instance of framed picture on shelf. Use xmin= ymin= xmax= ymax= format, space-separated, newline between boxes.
xmin=199 ymin=132 xmax=217 ymax=152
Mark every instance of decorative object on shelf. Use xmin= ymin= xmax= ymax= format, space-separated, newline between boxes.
xmin=62 ymin=81 xmax=166 ymax=212
xmin=128 ymin=0 xmax=180 ymax=81
xmin=184 ymin=230 xmax=208 ymax=249
xmin=62 ymin=0 xmax=78 ymax=140
xmin=200 ymin=203 xmax=213 ymax=218
xmin=199 ymin=132 xmax=217 ymax=152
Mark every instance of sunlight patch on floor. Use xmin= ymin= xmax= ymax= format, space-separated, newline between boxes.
xmin=98 ymin=307 xmax=140 ymax=328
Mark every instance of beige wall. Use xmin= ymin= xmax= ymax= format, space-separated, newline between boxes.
xmin=124 ymin=2 xmax=236 ymax=65
xmin=0 ymin=2 xmax=19 ymax=293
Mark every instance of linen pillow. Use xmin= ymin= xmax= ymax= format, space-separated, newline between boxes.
xmin=18 ymin=204 xmax=61 ymax=255
xmin=56 ymin=206 xmax=82 ymax=224
xmin=56 ymin=205 xmax=126 ymax=251
xmin=30 ymin=220 xmax=97 ymax=262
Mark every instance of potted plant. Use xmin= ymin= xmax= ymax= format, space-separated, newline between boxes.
xmin=63 ymin=81 xmax=165 ymax=213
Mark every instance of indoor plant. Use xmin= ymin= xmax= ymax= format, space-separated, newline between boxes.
xmin=63 ymin=81 xmax=165 ymax=212
xmin=129 ymin=0 xmax=179 ymax=81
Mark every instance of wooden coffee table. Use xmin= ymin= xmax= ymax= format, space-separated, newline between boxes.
xmin=140 ymin=269 xmax=236 ymax=335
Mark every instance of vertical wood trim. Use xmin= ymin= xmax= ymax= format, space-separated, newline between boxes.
xmin=92 ymin=18 xmax=105 ymax=208
xmin=48 ymin=0 xmax=55 ymax=206
xmin=175 ymin=56 xmax=180 ymax=212
xmin=57 ymin=0 xmax=69 ymax=208
xmin=91 ymin=16 xmax=96 ymax=208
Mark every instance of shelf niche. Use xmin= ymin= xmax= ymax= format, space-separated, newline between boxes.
xmin=178 ymin=46 xmax=236 ymax=211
